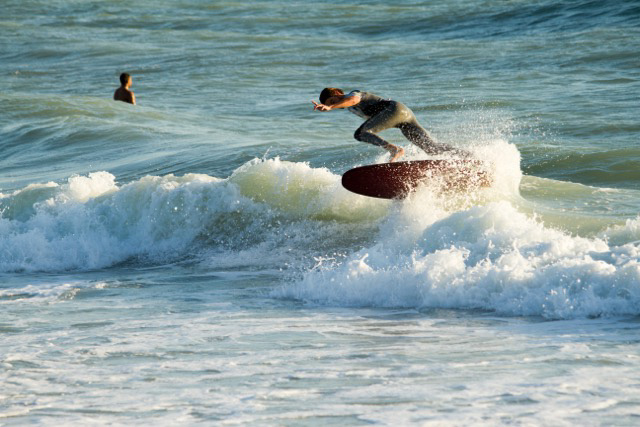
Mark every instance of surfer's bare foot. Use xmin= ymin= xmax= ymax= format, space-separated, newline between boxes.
xmin=389 ymin=145 xmax=404 ymax=162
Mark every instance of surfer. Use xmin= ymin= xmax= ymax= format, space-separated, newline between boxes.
xmin=312 ymin=88 xmax=465 ymax=162
xmin=113 ymin=73 xmax=136 ymax=105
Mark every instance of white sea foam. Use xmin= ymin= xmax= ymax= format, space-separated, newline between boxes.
xmin=279 ymin=199 xmax=640 ymax=319
xmin=0 ymin=283 xmax=78 ymax=302
xmin=0 ymin=281 xmax=110 ymax=303
xmin=264 ymin=140 xmax=640 ymax=319
xmin=601 ymin=216 xmax=640 ymax=246
xmin=0 ymin=170 xmax=236 ymax=271
xmin=62 ymin=171 xmax=118 ymax=203
xmin=0 ymin=158 xmax=384 ymax=272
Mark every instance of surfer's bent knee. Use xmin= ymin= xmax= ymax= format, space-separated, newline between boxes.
xmin=354 ymin=128 xmax=387 ymax=147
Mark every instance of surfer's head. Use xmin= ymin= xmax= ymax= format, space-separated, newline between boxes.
xmin=319 ymin=87 xmax=344 ymax=105
xmin=119 ymin=73 xmax=132 ymax=88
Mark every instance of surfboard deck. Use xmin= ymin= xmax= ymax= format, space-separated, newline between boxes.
xmin=341 ymin=159 xmax=491 ymax=199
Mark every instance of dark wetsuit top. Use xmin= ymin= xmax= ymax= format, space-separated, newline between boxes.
xmin=346 ymin=90 xmax=393 ymax=119
xmin=344 ymin=90 xmax=462 ymax=156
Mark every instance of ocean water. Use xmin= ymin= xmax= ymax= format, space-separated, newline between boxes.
xmin=1 ymin=0 xmax=640 ymax=424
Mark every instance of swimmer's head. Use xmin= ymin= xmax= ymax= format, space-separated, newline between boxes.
xmin=119 ymin=73 xmax=132 ymax=87
xmin=319 ymin=87 xmax=344 ymax=105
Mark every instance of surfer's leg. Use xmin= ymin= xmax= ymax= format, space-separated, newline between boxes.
xmin=354 ymin=103 xmax=405 ymax=161
xmin=399 ymin=120 xmax=446 ymax=155
xmin=397 ymin=105 xmax=470 ymax=157
xmin=400 ymin=120 xmax=471 ymax=157
xmin=354 ymin=111 xmax=395 ymax=147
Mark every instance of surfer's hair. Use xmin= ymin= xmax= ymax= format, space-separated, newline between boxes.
xmin=319 ymin=87 xmax=344 ymax=104
xmin=119 ymin=73 xmax=131 ymax=85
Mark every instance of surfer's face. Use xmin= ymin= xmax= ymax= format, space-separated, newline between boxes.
xmin=324 ymin=96 xmax=342 ymax=106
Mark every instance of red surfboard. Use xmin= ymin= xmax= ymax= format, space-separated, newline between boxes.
xmin=341 ymin=159 xmax=491 ymax=199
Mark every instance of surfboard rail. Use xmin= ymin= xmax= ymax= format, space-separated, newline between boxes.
xmin=341 ymin=159 xmax=491 ymax=199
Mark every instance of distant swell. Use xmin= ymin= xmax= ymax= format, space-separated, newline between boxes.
xmin=347 ymin=0 xmax=640 ymax=39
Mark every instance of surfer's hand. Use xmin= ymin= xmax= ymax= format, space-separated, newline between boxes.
xmin=312 ymin=101 xmax=331 ymax=111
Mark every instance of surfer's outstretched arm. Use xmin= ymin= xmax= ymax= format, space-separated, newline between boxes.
xmin=312 ymin=97 xmax=359 ymax=111
xmin=311 ymin=100 xmax=331 ymax=111
xmin=312 ymin=91 xmax=361 ymax=111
